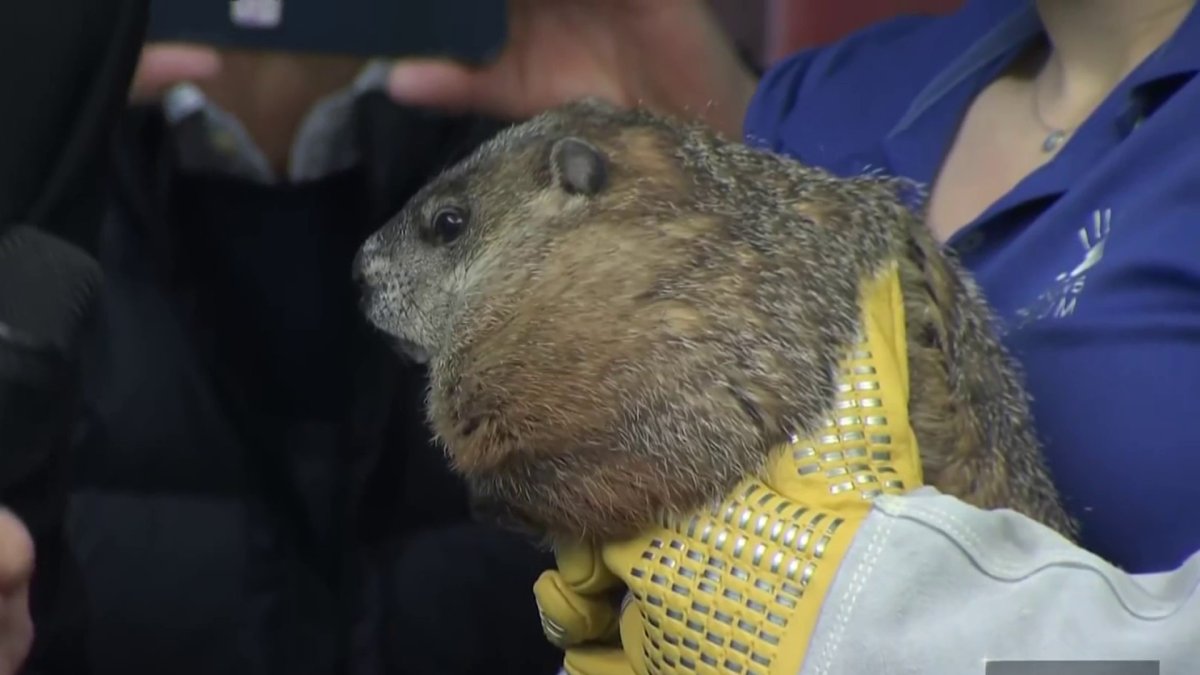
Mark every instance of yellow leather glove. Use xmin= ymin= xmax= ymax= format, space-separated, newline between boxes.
xmin=534 ymin=263 xmax=925 ymax=674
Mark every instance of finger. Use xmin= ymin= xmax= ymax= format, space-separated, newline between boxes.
xmin=0 ymin=582 xmax=31 ymax=675
xmin=561 ymin=644 xmax=638 ymax=675
xmin=387 ymin=58 xmax=526 ymax=119
xmin=0 ymin=511 xmax=32 ymax=675
xmin=533 ymin=570 xmax=620 ymax=648
xmin=0 ymin=511 xmax=33 ymax=596
xmin=386 ymin=59 xmax=487 ymax=112
xmin=554 ymin=540 xmax=620 ymax=595
xmin=612 ymin=595 xmax=644 ymax=670
xmin=129 ymin=43 xmax=222 ymax=103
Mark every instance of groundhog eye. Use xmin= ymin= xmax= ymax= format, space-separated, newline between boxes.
xmin=430 ymin=207 xmax=467 ymax=244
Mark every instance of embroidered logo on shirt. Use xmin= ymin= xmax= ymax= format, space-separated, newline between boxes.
xmin=1013 ymin=208 xmax=1112 ymax=329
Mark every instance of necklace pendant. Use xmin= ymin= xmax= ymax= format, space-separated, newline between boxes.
xmin=1042 ymin=129 xmax=1068 ymax=153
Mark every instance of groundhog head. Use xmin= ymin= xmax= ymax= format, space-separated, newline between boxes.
xmin=355 ymin=99 xmax=885 ymax=543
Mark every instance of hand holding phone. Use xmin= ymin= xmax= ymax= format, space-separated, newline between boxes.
xmin=146 ymin=0 xmax=508 ymax=63
xmin=385 ymin=0 xmax=759 ymax=137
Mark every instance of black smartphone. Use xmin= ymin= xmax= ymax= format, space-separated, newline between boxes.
xmin=145 ymin=0 xmax=508 ymax=64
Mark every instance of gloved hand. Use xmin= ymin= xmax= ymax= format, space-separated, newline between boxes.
xmin=533 ymin=264 xmax=926 ymax=674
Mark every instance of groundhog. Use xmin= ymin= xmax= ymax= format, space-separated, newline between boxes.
xmin=354 ymin=97 xmax=1078 ymax=545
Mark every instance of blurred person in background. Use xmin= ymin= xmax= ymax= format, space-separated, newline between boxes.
xmin=0 ymin=0 xmax=145 ymax=673
xmin=57 ymin=10 xmax=562 ymax=675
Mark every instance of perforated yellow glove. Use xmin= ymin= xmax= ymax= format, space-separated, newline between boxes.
xmin=534 ymin=263 xmax=925 ymax=674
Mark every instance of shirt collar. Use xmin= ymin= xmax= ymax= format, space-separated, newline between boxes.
xmin=873 ymin=0 xmax=1200 ymax=251
xmin=891 ymin=0 xmax=1200 ymax=138
xmin=890 ymin=2 xmax=1040 ymax=137
xmin=1132 ymin=1 xmax=1200 ymax=85
xmin=161 ymin=60 xmax=390 ymax=184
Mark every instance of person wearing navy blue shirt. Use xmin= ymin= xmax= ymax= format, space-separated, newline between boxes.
xmin=387 ymin=0 xmax=1200 ymax=670
xmin=742 ymin=0 xmax=1200 ymax=575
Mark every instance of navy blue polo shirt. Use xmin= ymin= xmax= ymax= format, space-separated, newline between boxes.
xmin=745 ymin=0 xmax=1200 ymax=574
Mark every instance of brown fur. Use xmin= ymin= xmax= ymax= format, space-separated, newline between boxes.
xmin=355 ymin=98 xmax=1079 ymax=545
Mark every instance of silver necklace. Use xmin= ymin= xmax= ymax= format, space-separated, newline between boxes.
xmin=1032 ymin=82 xmax=1072 ymax=153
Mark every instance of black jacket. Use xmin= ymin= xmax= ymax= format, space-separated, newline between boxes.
xmin=3 ymin=3 xmax=563 ymax=673
xmin=55 ymin=86 xmax=565 ymax=675
xmin=0 ymin=1 xmax=145 ymax=674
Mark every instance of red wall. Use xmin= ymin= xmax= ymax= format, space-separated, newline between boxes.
xmin=764 ymin=0 xmax=963 ymax=63
xmin=707 ymin=0 xmax=768 ymax=66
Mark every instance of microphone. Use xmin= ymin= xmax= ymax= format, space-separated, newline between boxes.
xmin=0 ymin=224 xmax=101 ymax=475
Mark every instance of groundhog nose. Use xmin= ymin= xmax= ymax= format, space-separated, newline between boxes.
xmin=351 ymin=242 xmax=375 ymax=287
xmin=353 ymin=235 xmax=387 ymax=283
xmin=351 ymin=246 xmax=376 ymax=314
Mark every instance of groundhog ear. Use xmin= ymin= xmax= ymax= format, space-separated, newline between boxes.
xmin=549 ymin=137 xmax=609 ymax=196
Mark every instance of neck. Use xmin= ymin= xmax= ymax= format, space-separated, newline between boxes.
xmin=1033 ymin=0 xmax=1194 ymax=109
xmin=197 ymin=50 xmax=367 ymax=174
